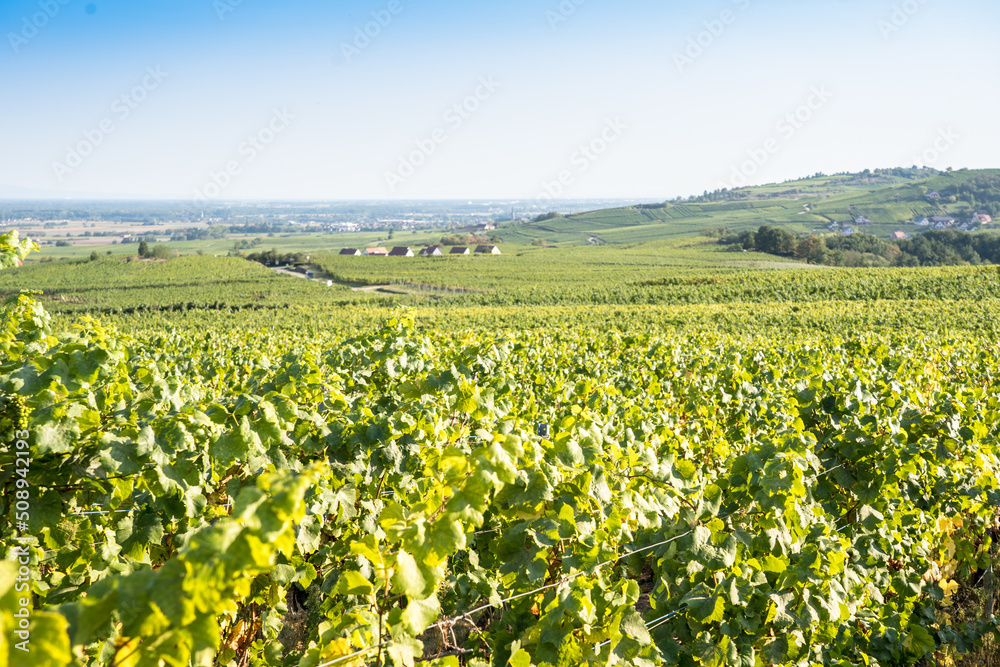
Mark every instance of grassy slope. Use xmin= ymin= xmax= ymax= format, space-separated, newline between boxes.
xmin=502 ymin=169 xmax=1000 ymax=246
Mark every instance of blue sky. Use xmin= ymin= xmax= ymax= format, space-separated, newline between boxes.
xmin=1 ymin=0 xmax=997 ymax=201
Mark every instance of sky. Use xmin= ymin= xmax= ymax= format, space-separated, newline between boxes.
xmin=0 ymin=0 xmax=998 ymax=202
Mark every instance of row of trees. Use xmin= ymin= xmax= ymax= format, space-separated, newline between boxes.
xmin=243 ymin=248 xmax=308 ymax=266
xmin=438 ymin=233 xmax=500 ymax=246
xmin=724 ymin=226 xmax=1000 ymax=268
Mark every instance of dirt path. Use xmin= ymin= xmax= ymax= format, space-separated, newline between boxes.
xmin=269 ymin=264 xmax=485 ymax=297
xmin=269 ymin=265 xmax=412 ymax=294
xmin=272 ymin=266 xmax=310 ymax=279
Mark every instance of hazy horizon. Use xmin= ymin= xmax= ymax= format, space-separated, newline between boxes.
xmin=2 ymin=0 xmax=997 ymax=202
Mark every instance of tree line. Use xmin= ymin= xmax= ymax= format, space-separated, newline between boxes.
xmin=243 ymin=248 xmax=309 ymax=266
xmin=938 ymin=174 xmax=1000 ymax=217
xmin=724 ymin=226 xmax=1000 ymax=267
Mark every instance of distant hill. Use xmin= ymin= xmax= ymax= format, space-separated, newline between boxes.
xmin=500 ymin=168 xmax=1000 ymax=246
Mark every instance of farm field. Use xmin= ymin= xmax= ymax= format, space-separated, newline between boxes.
xmin=4 ymin=229 xmax=1000 ymax=667
xmin=24 ymin=232 xmax=449 ymax=262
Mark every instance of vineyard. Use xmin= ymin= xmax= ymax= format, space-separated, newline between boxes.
xmin=0 ymin=256 xmax=394 ymax=316
xmin=320 ymin=247 xmax=1000 ymax=309
xmin=4 ymin=230 xmax=1000 ymax=666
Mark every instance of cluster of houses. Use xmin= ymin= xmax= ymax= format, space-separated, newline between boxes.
xmin=826 ymin=209 xmax=992 ymax=237
xmin=340 ymin=245 xmax=502 ymax=257
xmin=826 ymin=222 xmax=856 ymax=236
xmin=914 ymin=211 xmax=991 ymax=231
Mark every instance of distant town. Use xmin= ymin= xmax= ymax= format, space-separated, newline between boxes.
xmin=0 ymin=199 xmax=640 ymax=249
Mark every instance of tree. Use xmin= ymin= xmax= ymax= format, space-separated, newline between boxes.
xmin=90 ymin=251 xmax=99 ymax=262
xmin=794 ymin=236 xmax=828 ymax=264
xmin=138 ymin=240 xmax=149 ymax=257
xmin=150 ymin=244 xmax=176 ymax=260
xmin=755 ymin=225 xmax=796 ymax=256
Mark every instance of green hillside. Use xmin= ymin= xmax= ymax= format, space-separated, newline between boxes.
xmin=502 ymin=168 xmax=1000 ymax=246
